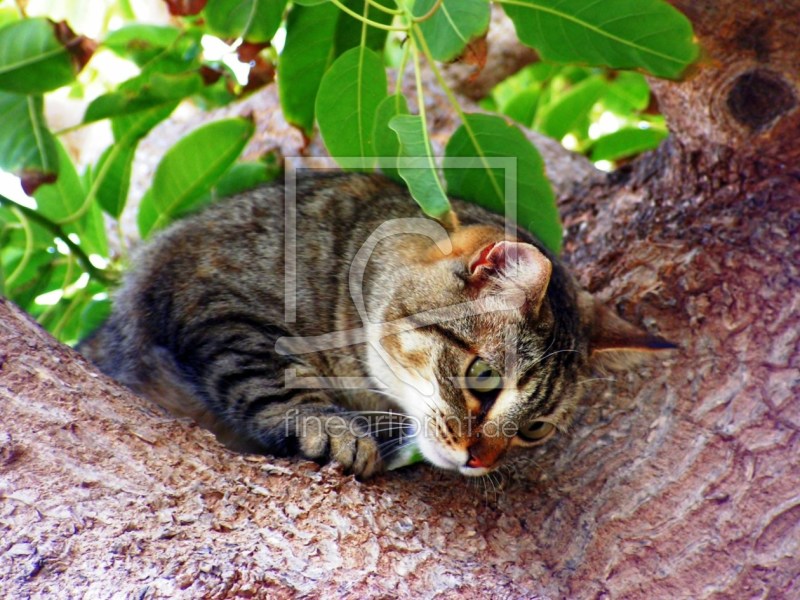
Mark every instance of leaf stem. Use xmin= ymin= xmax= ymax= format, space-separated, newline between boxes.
xmin=240 ymin=0 xmax=260 ymax=43
xmin=412 ymin=0 xmax=443 ymax=23
xmin=0 ymin=193 xmax=117 ymax=286
xmin=408 ymin=34 xmax=454 ymax=225
xmin=394 ymin=33 xmax=411 ymax=94
xmin=365 ymin=0 xmax=403 ymax=16
xmin=360 ymin=0 xmax=370 ymax=47
xmin=412 ymin=23 xmax=504 ymax=202
xmin=52 ymin=284 xmax=86 ymax=341
xmin=410 ymin=38 xmax=430 ymax=160
xmin=4 ymin=206 xmax=33 ymax=288
xmin=53 ymin=121 xmax=89 ymax=137
xmin=329 ymin=0 xmax=408 ymax=31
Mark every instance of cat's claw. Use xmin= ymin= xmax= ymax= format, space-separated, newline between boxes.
xmin=298 ymin=414 xmax=383 ymax=479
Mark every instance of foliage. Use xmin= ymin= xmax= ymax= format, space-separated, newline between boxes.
xmin=0 ymin=0 xmax=698 ymax=345
xmin=482 ymin=64 xmax=669 ymax=162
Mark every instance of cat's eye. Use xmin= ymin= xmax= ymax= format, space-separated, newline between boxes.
xmin=517 ymin=421 xmax=556 ymax=443
xmin=466 ymin=358 xmax=503 ymax=396
xmin=465 ymin=358 xmax=503 ymax=396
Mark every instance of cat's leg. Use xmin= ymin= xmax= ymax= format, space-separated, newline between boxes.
xmin=244 ymin=395 xmax=383 ymax=478
xmin=173 ymin=325 xmax=383 ymax=477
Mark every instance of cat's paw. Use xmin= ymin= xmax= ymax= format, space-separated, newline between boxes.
xmin=298 ymin=414 xmax=383 ymax=478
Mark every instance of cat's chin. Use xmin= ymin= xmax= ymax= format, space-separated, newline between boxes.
xmin=417 ymin=439 xmax=496 ymax=477
xmin=458 ymin=465 xmax=492 ymax=477
xmin=414 ymin=435 xmax=484 ymax=475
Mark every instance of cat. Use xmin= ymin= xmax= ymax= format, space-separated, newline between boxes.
xmin=80 ymin=171 xmax=673 ymax=478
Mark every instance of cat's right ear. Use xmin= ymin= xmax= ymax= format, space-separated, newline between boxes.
xmin=468 ymin=241 xmax=552 ymax=312
xmin=579 ymin=292 xmax=677 ymax=370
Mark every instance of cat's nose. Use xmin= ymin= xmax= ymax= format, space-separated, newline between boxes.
xmin=466 ymin=437 xmax=506 ymax=469
xmin=466 ymin=450 xmax=488 ymax=469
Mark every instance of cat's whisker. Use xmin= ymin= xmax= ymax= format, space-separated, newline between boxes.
xmin=369 ymin=386 xmax=442 ymax=423
xmin=490 ymin=471 xmax=505 ymax=497
xmin=530 ymin=335 xmax=558 ymax=366
xmin=329 ymin=409 xmax=411 ymax=418
xmin=533 ymin=347 xmax=581 ymax=366
xmin=486 ymin=475 xmax=496 ymax=502
xmin=574 ymin=376 xmax=616 ymax=386
xmin=380 ymin=442 xmax=420 ymax=464
xmin=365 ymin=387 xmax=407 ymax=404
xmin=378 ymin=438 xmax=404 ymax=452
xmin=369 ymin=428 xmax=415 ymax=439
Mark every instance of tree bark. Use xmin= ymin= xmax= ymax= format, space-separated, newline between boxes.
xmin=2 ymin=2 xmax=799 ymax=598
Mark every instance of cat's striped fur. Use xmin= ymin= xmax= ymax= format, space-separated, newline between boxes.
xmin=81 ymin=172 xmax=671 ymax=477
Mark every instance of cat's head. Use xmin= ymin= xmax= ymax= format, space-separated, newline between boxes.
xmin=368 ymin=224 xmax=674 ymax=476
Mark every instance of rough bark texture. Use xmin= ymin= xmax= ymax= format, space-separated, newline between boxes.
xmin=2 ymin=1 xmax=799 ymax=598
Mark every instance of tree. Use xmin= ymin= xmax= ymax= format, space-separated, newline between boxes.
xmin=1 ymin=0 xmax=798 ymax=597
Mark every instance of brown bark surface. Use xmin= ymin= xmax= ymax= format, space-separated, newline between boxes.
xmin=2 ymin=1 xmax=799 ymax=598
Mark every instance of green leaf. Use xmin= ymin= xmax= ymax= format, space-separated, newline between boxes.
xmin=535 ymin=74 xmax=606 ymax=139
xmin=279 ymin=2 xmax=338 ymax=134
xmin=0 ymin=205 xmax=55 ymax=297
xmin=211 ymin=160 xmax=280 ymax=197
xmin=602 ymin=71 xmax=651 ymax=113
xmin=590 ymin=126 xmax=667 ymax=162
xmin=103 ymin=24 xmax=181 ymax=66
xmin=33 ymin=142 xmax=84 ymax=223
xmin=414 ymin=0 xmax=490 ymax=62
xmin=100 ymin=38 xmax=207 ymax=138
xmin=85 ymin=71 xmax=203 ymax=123
xmin=386 ymin=441 xmax=425 ymax=470
xmin=444 ymin=113 xmax=561 ymax=253
xmin=502 ymin=87 xmax=540 ymax=126
xmin=490 ymin=62 xmax=560 ymax=109
xmin=189 ymin=159 xmax=282 ymax=212
xmin=0 ymin=18 xmax=86 ymax=94
xmin=0 ymin=8 xmax=20 ymax=30
xmin=389 ymin=114 xmax=450 ymax=219
xmin=136 ymin=190 xmax=159 ymax=239
xmin=316 ymin=46 xmax=387 ymax=168
xmin=110 ymin=90 xmax=178 ymax=143
xmin=502 ymin=0 xmax=699 ymax=79
xmin=112 ymin=103 xmax=178 ymax=143
xmin=105 ymin=67 xmax=194 ymax=141
xmin=139 ymin=117 xmax=255 ymax=237
xmin=373 ymin=93 xmax=409 ymax=180
xmin=204 ymin=0 xmax=288 ymax=43
xmin=0 ymin=92 xmax=59 ymax=192
xmin=93 ymin=142 xmax=136 ymax=218
xmin=76 ymin=200 xmax=110 ymax=258
xmin=21 ymin=259 xmax=82 ymax=317
xmin=34 ymin=142 xmax=108 ymax=257
xmin=334 ymin=0 xmax=394 ymax=57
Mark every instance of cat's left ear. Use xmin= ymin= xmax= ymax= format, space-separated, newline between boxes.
xmin=579 ymin=292 xmax=677 ymax=369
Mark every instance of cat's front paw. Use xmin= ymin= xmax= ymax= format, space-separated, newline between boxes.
xmin=298 ymin=414 xmax=383 ymax=478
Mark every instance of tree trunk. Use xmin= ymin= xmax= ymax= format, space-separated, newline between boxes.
xmin=2 ymin=2 xmax=798 ymax=598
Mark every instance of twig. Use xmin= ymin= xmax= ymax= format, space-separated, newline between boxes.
xmin=0 ymin=193 xmax=117 ymax=286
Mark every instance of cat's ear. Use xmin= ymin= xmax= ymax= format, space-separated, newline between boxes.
xmin=468 ymin=241 xmax=552 ymax=310
xmin=579 ymin=292 xmax=677 ymax=370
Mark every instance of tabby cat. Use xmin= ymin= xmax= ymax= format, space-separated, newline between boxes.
xmin=80 ymin=172 xmax=672 ymax=478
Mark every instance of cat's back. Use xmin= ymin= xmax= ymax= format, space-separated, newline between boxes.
xmin=80 ymin=173 xmax=419 ymax=381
